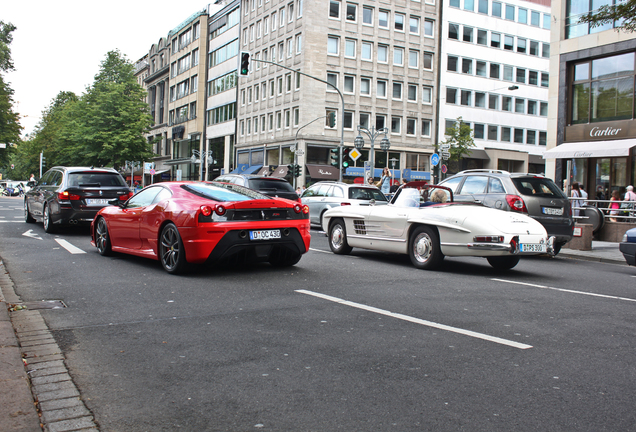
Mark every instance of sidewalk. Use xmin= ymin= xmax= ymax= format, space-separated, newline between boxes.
xmin=559 ymin=240 xmax=627 ymax=265
xmin=0 ymin=241 xmax=628 ymax=431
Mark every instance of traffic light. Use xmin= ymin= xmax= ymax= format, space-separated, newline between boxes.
xmin=239 ymin=51 xmax=250 ymax=76
xmin=294 ymin=164 xmax=301 ymax=177
xmin=342 ymin=148 xmax=351 ymax=169
xmin=330 ymin=148 xmax=340 ymax=168
xmin=327 ymin=111 xmax=336 ymax=128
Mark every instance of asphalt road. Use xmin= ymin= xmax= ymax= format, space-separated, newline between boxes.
xmin=1 ymin=196 xmax=636 ymax=431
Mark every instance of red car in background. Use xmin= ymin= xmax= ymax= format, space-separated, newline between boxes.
xmin=90 ymin=181 xmax=310 ymax=274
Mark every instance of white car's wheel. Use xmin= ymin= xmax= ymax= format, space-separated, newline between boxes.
xmin=408 ymin=226 xmax=443 ymax=270
xmin=328 ymin=218 xmax=352 ymax=255
xmin=487 ymin=255 xmax=520 ymax=270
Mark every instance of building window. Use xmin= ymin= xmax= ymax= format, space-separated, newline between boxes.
xmin=345 ymin=39 xmax=356 ymax=58
xmin=344 ymin=111 xmax=354 ymax=129
xmin=463 ymin=26 xmax=473 ymax=43
xmin=515 ymin=98 xmax=525 ymax=113
xmin=478 ymin=0 xmax=488 ymax=13
xmin=327 ymin=36 xmax=339 ymax=55
xmin=449 ymin=23 xmax=459 ymax=40
xmin=491 ymin=32 xmax=501 ymax=48
xmin=392 ymin=82 xmax=403 ymax=100
xmin=379 ymin=10 xmax=389 ymax=28
xmin=409 ymin=50 xmax=419 ymax=68
xmin=360 ymin=112 xmax=370 ymax=128
xmin=477 ymin=29 xmax=487 ymax=45
xmin=490 ymin=63 xmax=500 ymax=79
xmin=423 ymin=86 xmax=432 ymax=104
xmin=360 ymin=77 xmax=371 ymax=95
xmin=394 ymin=47 xmax=404 ymax=66
xmin=476 ymin=61 xmax=487 ymax=77
xmin=517 ymin=38 xmax=526 ymax=53
xmin=293 ymin=108 xmax=299 ymax=126
xmin=489 ymin=94 xmax=499 ymax=110
xmin=362 ymin=42 xmax=373 ymax=61
xmin=391 ymin=116 xmax=401 ymax=133
xmin=408 ymin=84 xmax=417 ymax=101
xmin=488 ymin=125 xmax=498 ymax=140
xmin=446 ymin=87 xmax=457 ymax=104
xmin=448 ymin=55 xmax=458 ymax=72
xmin=505 ymin=4 xmax=515 ymax=20
xmin=363 ymin=7 xmax=373 ymax=25
xmin=514 ymin=128 xmax=524 ymax=143
xmin=327 ymin=72 xmax=338 ymax=90
xmin=474 ymin=123 xmax=484 ymax=139
xmin=406 ymin=118 xmax=417 ymax=135
xmin=410 ymin=16 xmax=420 ymax=34
xmin=376 ymin=115 xmax=386 ymax=129
xmin=378 ymin=45 xmax=388 ymax=63
xmin=423 ymin=53 xmax=433 ymax=69
xmin=462 ymin=58 xmax=472 ymax=74
xmin=395 ymin=13 xmax=405 ymax=31
xmin=502 ymin=96 xmax=512 ymax=111
xmin=377 ymin=80 xmax=387 ymax=98
xmin=421 ymin=120 xmax=431 ymax=136
xmin=570 ymin=52 xmax=635 ymax=124
xmin=475 ymin=92 xmax=486 ymax=107
xmin=518 ymin=8 xmax=527 ymax=24
xmin=516 ymin=68 xmax=526 ymax=84
xmin=492 ymin=1 xmax=502 ymax=16
xmin=344 ymin=75 xmax=355 ymax=93
xmin=461 ymin=90 xmax=471 ymax=106
xmin=346 ymin=3 xmax=357 ymax=21
xmin=504 ymin=35 xmax=514 ymax=51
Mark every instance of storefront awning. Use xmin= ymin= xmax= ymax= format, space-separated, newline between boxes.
xmin=230 ymin=165 xmax=263 ymax=174
xmin=466 ymin=149 xmax=490 ymax=160
xmin=543 ymin=139 xmax=636 ymax=159
xmin=306 ymin=164 xmax=339 ymax=180
xmin=255 ymin=166 xmax=271 ymax=176
xmin=271 ymin=165 xmax=289 ymax=177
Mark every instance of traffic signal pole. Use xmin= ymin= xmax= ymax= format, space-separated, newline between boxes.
xmin=248 ymin=57 xmax=346 ymax=182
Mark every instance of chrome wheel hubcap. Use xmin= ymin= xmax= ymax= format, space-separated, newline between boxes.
xmin=413 ymin=233 xmax=432 ymax=263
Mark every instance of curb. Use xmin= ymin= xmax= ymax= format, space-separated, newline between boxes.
xmin=0 ymin=260 xmax=99 ymax=432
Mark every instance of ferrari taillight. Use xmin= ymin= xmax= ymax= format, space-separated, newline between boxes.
xmin=215 ymin=205 xmax=226 ymax=216
xmin=302 ymin=205 xmax=309 ymax=214
xmin=58 ymin=191 xmax=80 ymax=201
xmin=505 ymin=195 xmax=527 ymax=213
xmin=293 ymin=204 xmax=302 ymax=213
xmin=200 ymin=205 xmax=213 ymax=216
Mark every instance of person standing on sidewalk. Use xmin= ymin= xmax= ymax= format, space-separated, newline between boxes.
xmin=624 ymin=185 xmax=636 ymax=219
xmin=571 ymin=182 xmax=583 ymax=217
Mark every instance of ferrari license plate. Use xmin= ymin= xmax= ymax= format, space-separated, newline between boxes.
xmin=542 ymin=207 xmax=563 ymax=215
xmin=249 ymin=229 xmax=281 ymax=240
xmin=85 ymin=199 xmax=111 ymax=206
xmin=520 ymin=243 xmax=546 ymax=253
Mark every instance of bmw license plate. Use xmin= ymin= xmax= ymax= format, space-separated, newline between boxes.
xmin=85 ymin=199 xmax=111 ymax=206
xmin=542 ymin=207 xmax=563 ymax=215
xmin=249 ymin=229 xmax=281 ymax=240
xmin=520 ymin=243 xmax=546 ymax=253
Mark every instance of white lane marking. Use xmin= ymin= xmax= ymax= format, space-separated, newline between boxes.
xmin=0 ymin=220 xmax=25 ymax=222
xmin=492 ymin=278 xmax=636 ymax=303
xmin=23 ymin=230 xmax=42 ymax=240
xmin=55 ymin=239 xmax=86 ymax=255
xmin=309 ymin=248 xmax=332 ymax=254
xmin=296 ymin=289 xmax=532 ymax=350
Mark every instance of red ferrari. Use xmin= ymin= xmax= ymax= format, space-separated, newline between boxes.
xmin=90 ymin=181 xmax=311 ymax=274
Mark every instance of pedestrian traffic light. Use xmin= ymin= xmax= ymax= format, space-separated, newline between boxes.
xmin=239 ymin=52 xmax=250 ymax=76
xmin=327 ymin=111 xmax=336 ymax=128
xmin=342 ymin=148 xmax=351 ymax=169
xmin=330 ymin=148 xmax=340 ymax=168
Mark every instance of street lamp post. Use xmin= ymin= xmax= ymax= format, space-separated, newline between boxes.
xmin=191 ymin=150 xmax=214 ymax=181
xmin=354 ymin=126 xmax=390 ymax=182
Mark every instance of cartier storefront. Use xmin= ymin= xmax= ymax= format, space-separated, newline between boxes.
xmin=544 ymin=119 xmax=636 ymax=200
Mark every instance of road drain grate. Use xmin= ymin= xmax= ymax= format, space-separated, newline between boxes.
xmin=22 ymin=300 xmax=67 ymax=310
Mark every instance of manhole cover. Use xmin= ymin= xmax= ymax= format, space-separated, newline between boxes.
xmin=23 ymin=300 xmax=67 ymax=310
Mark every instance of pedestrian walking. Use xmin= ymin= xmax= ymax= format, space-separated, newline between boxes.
xmin=571 ymin=182 xmax=583 ymax=217
xmin=379 ymin=167 xmax=392 ymax=195
xmin=608 ymin=189 xmax=620 ymax=222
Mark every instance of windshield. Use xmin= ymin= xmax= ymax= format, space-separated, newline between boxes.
xmin=512 ymin=177 xmax=567 ymax=198
xmin=68 ymin=172 xmax=128 ymax=187
xmin=392 ymin=186 xmax=451 ymax=207
xmin=184 ymin=182 xmax=270 ymax=202
xmin=347 ymin=187 xmax=388 ymax=201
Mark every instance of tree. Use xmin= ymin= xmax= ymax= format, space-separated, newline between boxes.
xmin=61 ymin=50 xmax=154 ymax=168
xmin=0 ymin=22 xmax=21 ymax=172
xmin=578 ymin=0 xmax=636 ymax=33
xmin=439 ymin=117 xmax=476 ymax=163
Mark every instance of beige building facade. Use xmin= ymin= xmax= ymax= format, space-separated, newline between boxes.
xmin=235 ymin=0 xmax=439 ymax=186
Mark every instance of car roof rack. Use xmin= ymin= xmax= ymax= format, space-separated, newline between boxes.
xmin=457 ymin=169 xmax=510 ymax=175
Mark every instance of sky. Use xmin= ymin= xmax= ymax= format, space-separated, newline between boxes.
xmin=3 ymin=0 xmax=218 ymax=139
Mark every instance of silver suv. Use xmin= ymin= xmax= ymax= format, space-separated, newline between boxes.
xmin=440 ymin=170 xmax=574 ymax=253
xmin=301 ymin=181 xmax=389 ymax=228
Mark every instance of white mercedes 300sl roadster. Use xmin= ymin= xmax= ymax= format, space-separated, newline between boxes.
xmin=322 ymin=183 xmax=555 ymax=270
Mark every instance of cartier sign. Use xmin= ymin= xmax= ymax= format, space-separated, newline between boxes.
xmin=584 ymin=122 xmax=628 ymax=140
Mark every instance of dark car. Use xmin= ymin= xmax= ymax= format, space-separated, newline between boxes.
xmin=440 ymin=169 xmax=574 ymax=253
xmin=213 ymin=174 xmax=299 ymax=202
xmin=620 ymin=227 xmax=636 ymax=266
xmin=24 ymin=166 xmax=132 ymax=233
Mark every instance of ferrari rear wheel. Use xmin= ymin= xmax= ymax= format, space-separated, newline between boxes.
xmin=43 ymin=205 xmax=55 ymax=233
xmin=409 ymin=226 xmax=443 ymax=270
xmin=24 ymin=200 xmax=35 ymax=223
xmin=487 ymin=255 xmax=520 ymax=270
xmin=95 ymin=217 xmax=112 ymax=256
xmin=328 ymin=218 xmax=352 ymax=255
xmin=159 ymin=223 xmax=187 ymax=274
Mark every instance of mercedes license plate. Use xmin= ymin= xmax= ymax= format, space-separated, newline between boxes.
xmin=85 ymin=199 xmax=111 ymax=206
xmin=249 ymin=229 xmax=281 ymax=240
xmin=542 ymin=207 xmax=563 ymax=215
xmin=520 ymin=243 xmax=546 ymax=253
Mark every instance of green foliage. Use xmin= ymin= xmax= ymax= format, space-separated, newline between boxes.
xmin=0 ymin=22 xmax=21 ymax=176
xmin=578 ymin=0 xmax=636 ymax=33
xmin=0 ymin=21 xmax=16 ymax=72
xmin=439 ymin=117 xmax=476 ymax=163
